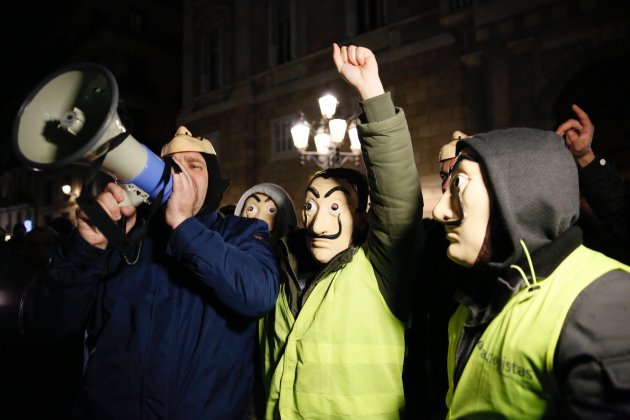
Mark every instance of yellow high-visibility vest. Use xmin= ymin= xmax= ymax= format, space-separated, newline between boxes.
xmin=447 ymin=246 xmax=630 ymax=418
xmin=261 ymin=246 xmax=406 ymax=419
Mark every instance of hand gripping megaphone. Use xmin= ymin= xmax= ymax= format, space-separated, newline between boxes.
xmin=12 ymin=62 xmax=173 ymax=207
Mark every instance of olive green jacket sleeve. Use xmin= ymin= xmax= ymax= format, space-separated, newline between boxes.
xmin=358 ymin=92 xmax=424 ymax=321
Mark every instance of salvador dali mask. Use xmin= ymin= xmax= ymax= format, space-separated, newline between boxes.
xmin=432 ymin=154 xmax=490 ymax=267
xmin=303 ymin=176 xmax=358 ymax=264
xmin=240 ymin=193 xmax=277 ymax=233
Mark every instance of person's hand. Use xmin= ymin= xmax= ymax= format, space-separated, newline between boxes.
xmin=75 ymin=182 xmax=137 ymax=249
xmin=555 ymin=103 xmax=596 ymax=167
xmin=164 ymin=154 xmax=199 ymax=229
xmin=332 ymin=43 xmax=384 ymax=100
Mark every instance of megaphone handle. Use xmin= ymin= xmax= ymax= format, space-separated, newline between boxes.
xmin=76 ymin=194 xmax=134 ymax=254
xmin=75 ymin=144 xmax=149 ymax=255
xmin=119 ymin=183 xmax=150 ymax=207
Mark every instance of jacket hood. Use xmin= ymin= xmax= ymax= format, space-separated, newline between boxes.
xmin=234 ymin=183 xmax=297 ymax=239
xmin=457 ymin=127 xmax=579 ymax=271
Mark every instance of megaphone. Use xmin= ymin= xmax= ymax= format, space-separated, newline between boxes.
xmin=12 ymin=63 xmax=172 ymax=207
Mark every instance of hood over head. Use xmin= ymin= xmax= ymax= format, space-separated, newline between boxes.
xmin=456 ymin=127 xmax=579 ymax=271
xmin=234 ymin=183 xmax=297 ymax=239
xmin=161 ymin=126 xmax=229 ymax=215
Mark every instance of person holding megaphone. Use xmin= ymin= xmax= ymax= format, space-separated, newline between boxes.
xmin=20 ymin=127 xmax=280 ymax=419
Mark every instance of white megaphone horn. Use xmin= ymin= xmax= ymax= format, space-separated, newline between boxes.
xmin=12 ymin=62 xmax=173 ymax=207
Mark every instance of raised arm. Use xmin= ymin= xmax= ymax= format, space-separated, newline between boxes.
xmin=332 ymin=43 xmax=384 ymax=100
xmin=556 ymin=104 xmax=630 ymax=257
xmin=334 ymin=43 xmax=424 ymax=321
xmin=555 ymin=103 xmax=596 ymax=167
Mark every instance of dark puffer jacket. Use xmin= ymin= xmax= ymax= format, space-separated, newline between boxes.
xmin=24 ymin=211 xmax=279 ymax=419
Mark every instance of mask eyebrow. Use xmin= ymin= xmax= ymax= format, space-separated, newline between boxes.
xmin=306 ymin=186 xmax=320 ymax=198
xmin=249 ymin=194 xmax=262 ymax=203
xmin=324 ymin=186 xmax=351 ymax=198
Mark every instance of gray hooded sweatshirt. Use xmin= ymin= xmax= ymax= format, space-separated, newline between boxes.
xmin=234 ymin=183 xmax=297 ymax=241
xmin=451 ymin=127 xmax=630 ymax=417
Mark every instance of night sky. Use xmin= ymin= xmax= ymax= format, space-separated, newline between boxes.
xmin=1 ymin=2 xmax=75 ymax=169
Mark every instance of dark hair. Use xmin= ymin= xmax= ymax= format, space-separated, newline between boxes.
xmin=200 ymin=153 xmax=230 ymax=214
xmin=310 ymin=168 xmax=369 ymax=213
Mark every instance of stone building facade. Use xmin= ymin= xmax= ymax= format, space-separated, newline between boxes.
xmin=2 ymin=0 xmax=628 ymax=232
xmin=178 ymin=0 xmax=630 ymax=219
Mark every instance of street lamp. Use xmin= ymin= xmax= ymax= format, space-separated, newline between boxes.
xmin=61 ymin=184 xmax=77 ymax=202
xmin=291 ymin=94 xmax=362 ymax=169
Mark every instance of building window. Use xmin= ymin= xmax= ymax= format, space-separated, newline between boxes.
xmin=129 ymin=9 xmax=145 ymax=33
xmin=268 ymin=0 xmax=297 ymax=65
xmin=126 ymin=57 xmax=149 ymax=94
xmin=347 ymin=0 xmax=387 ymax=35
xmin=202 ymin=131 xmax=221 ymax=157
xmin=449 ymin=0 xmax=474 ymax=14
xmin=270 ymin=115 xmax=296 ymax=160
xmin=200 ymin=26 xmax=224 ymax=93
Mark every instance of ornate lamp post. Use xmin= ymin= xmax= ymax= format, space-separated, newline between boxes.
xmin=291 ymin=94 xmax=361 ymax=169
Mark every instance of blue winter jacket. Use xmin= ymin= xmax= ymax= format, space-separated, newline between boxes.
xmin=25 ymin=211 xmax=279 ymax=419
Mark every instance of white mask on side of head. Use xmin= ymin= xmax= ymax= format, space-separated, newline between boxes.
xmin=432 ymin=157 xmax=490 ymax=267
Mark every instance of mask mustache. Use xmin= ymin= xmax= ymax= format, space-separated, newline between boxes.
xmin=306 ymin=217 xmax=342 ymax=240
